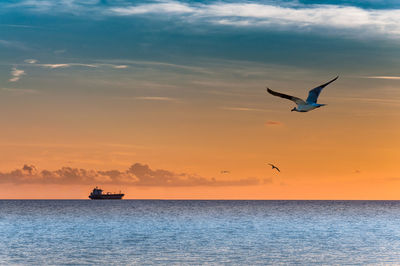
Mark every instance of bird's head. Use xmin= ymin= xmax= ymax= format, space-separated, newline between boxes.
xmin=291 ymin=107 xmax=297 ymax=112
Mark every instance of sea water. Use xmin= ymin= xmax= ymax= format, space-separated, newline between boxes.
xmin=1 ymin=200 xmax=400 ymax=265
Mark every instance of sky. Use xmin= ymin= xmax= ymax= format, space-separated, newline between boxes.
xmin=0 ymin=0 xmax=399 ymax=199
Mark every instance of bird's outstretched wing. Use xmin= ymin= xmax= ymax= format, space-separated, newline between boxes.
xmin=268 ymin=163 xmax=281 ymax=172
xmin=267 ymin=88 xmax=306 ymax=105
xmin=306 ymin=76 xmax=338 ymax=104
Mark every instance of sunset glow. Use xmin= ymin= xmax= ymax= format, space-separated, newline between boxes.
xmin=1 ymin=0 xmax=399 ymax=199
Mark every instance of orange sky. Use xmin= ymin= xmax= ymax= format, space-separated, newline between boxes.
xmin=0 ymin=77 xmax=399 ymax=199
xmin=1 ymin=1 xmax=400 ymax=199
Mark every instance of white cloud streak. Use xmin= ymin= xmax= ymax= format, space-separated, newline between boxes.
xmin=24 ymin=59 xmax=38 ymax=64
xmin=9 ymin=68 xmax=25 ymax=82
xmin=365 ymin=76 xmax=400 ymax=80
xmin=22 ymin=59 xmax=129 ymax=70
xmin=7 ymin=0 xmax=99 ymax=14
xmin=41 ymin=63 xmax=71 ymax=69
xmin=112 ymin=65 xmax=128 ymax=69
xmin=135 ymin=96 xmax=176 ymax=101
xmin=8 ymin=60 xmax=129 ymax=83
xmin=111 ymin=2 xmax=194 ymax=15
xmin=2 ymin=87 xmax=39 ymax=95
xmin=6 ymin=1 xmax=400 ymax=38
xmin=109 ymin=1 xmax=400 ymax=38
xmin=97 ymin=59 xmax=211 ymax=74
xmin=40 ymin=63 xmax=97 ymax=69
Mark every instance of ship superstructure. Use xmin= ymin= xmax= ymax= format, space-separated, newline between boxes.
xmin=89 ymin=187 xmax=124 ymax=200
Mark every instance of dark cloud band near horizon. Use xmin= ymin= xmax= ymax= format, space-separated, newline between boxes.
xmin=0 ymin=163 xmax=260 ymax=187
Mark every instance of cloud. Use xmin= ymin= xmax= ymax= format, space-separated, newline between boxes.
xmin=337 ymin=96 xmax=400 ymax=106
xmin=23 ymin=61 xmax=128 ymax=71
xmin=0 ymin=163 xmax=260 ymax=187
xmin=135 ymin=96 xmax=176 ymax=101
xmin=108 ymin=1 xmax=400 ymax=38
xmin=110 ymin=2 xmax=194 ymax=15
xmin=54 ymin=49 xmax=66 ymax=54
xmin=96 ymin=59 xmax=211 ymax=74
xmin=0 ymin=39 xmax=28 ymax=50
xmin=40 ymin=63 xmax=71 ymax=69
xmin=24 ymin=59 xmax=38 ymax=64
xmin=22 ymin=164 xmax=37 ymax=175
xmin=40 ymin=63 xmax=128 ymax=69
xmin=265 ymin=121 xmax=283 ymax=126
xmin=2 ymin=87 xmax=39 ymax=95
xmin=39 ymin=63 xmax=97 ymax=69
xmin=9 ymin=68 xmax=25 ymax=82
xmin=2 ymin=24 xmax=42 ymax=29
xmin=365 ymin=76 xmax=400 ymax=80
xmin=220 ymin=106 xmax=268 ymax=112
xmin=112 ymin=65 xmax=128 ymax=69
xmin=7 ymin=1 xmax=400 ymax=38
xmin=6 ymin=0 xmax=99 ymax=14
xmin=5 ymin=61 xmax=127 ymax=86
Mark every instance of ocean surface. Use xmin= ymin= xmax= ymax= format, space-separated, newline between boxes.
xmin=1 ymin=200 xmax=400 ymax=265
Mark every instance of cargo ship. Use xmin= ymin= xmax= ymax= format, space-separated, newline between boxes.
xmin=89 ymin=187 xmax=124 ymax=200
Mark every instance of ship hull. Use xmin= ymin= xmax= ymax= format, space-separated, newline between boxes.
xmin=89 ymin=194 xmax=124 ymax=200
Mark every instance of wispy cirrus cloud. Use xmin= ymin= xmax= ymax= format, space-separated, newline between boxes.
xmin=5 ymin=0 xmax=99 ymax=14
xmin=95 ymin=59 xmax=210 ymax=74
xmin=365 ymin=76 xmax=400 ymax=80
xmin=6 ymin=59 xmax=130 ymax=84
xmin=0 ymin=24 xmax=42 ymax=29
xmin=5 ymin=1 xmax=400 ymax=38
xmin=108 ymin=1 xmax=400 ymax=38
xmin=0 ymin=39 xmax=29 ymax=50
xmin=40 ymin=63 xmax=71 ymax=69
xmin=112 ymin=65 xmax=128 ymax=69
xmin=40 ymin=63 xmax=97 ymax=69
xmin=135 ymin=96 xmax=177 ymax=101
xmin=220 ymin=106 xmax=269 ymax=112
xmin=2 ymin=87 xmax=39 ymax=95
xmin=110 ymin=2 xmax=194 ymax=15
xmin=9 ymin=68 xmax=25 ymax=82
xmin=0 ymin=163 xmax=260 ymax=187
xmin=24 ymin=59 xmax=38 ymax=64
xmin=24 ymin=59 xmax=127 ymax=70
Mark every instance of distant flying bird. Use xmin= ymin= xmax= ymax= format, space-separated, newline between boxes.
xmin=266 ymin=76 xmax=338 ymax=112
xmin=221 ymin=170 xmax=230 ymax=174
xmin=267 ymin=163 xmax=280 ymax=172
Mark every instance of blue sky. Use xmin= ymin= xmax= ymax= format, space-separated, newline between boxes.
xmin=1 ymin=0 xmax=400 ymax=73
xmin=1 ymin=0 xmax=400 ymax=123
xmin=1 ymin=0 xmax=400 ymax=109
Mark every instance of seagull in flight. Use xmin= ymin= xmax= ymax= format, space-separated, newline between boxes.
xmin=221 ymin=170 xmax=230 ymax=174
xmin=267 ymin=76 xmax=338 ymax=112
xmin=267 ymin=163 xmax=280 ymax=172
